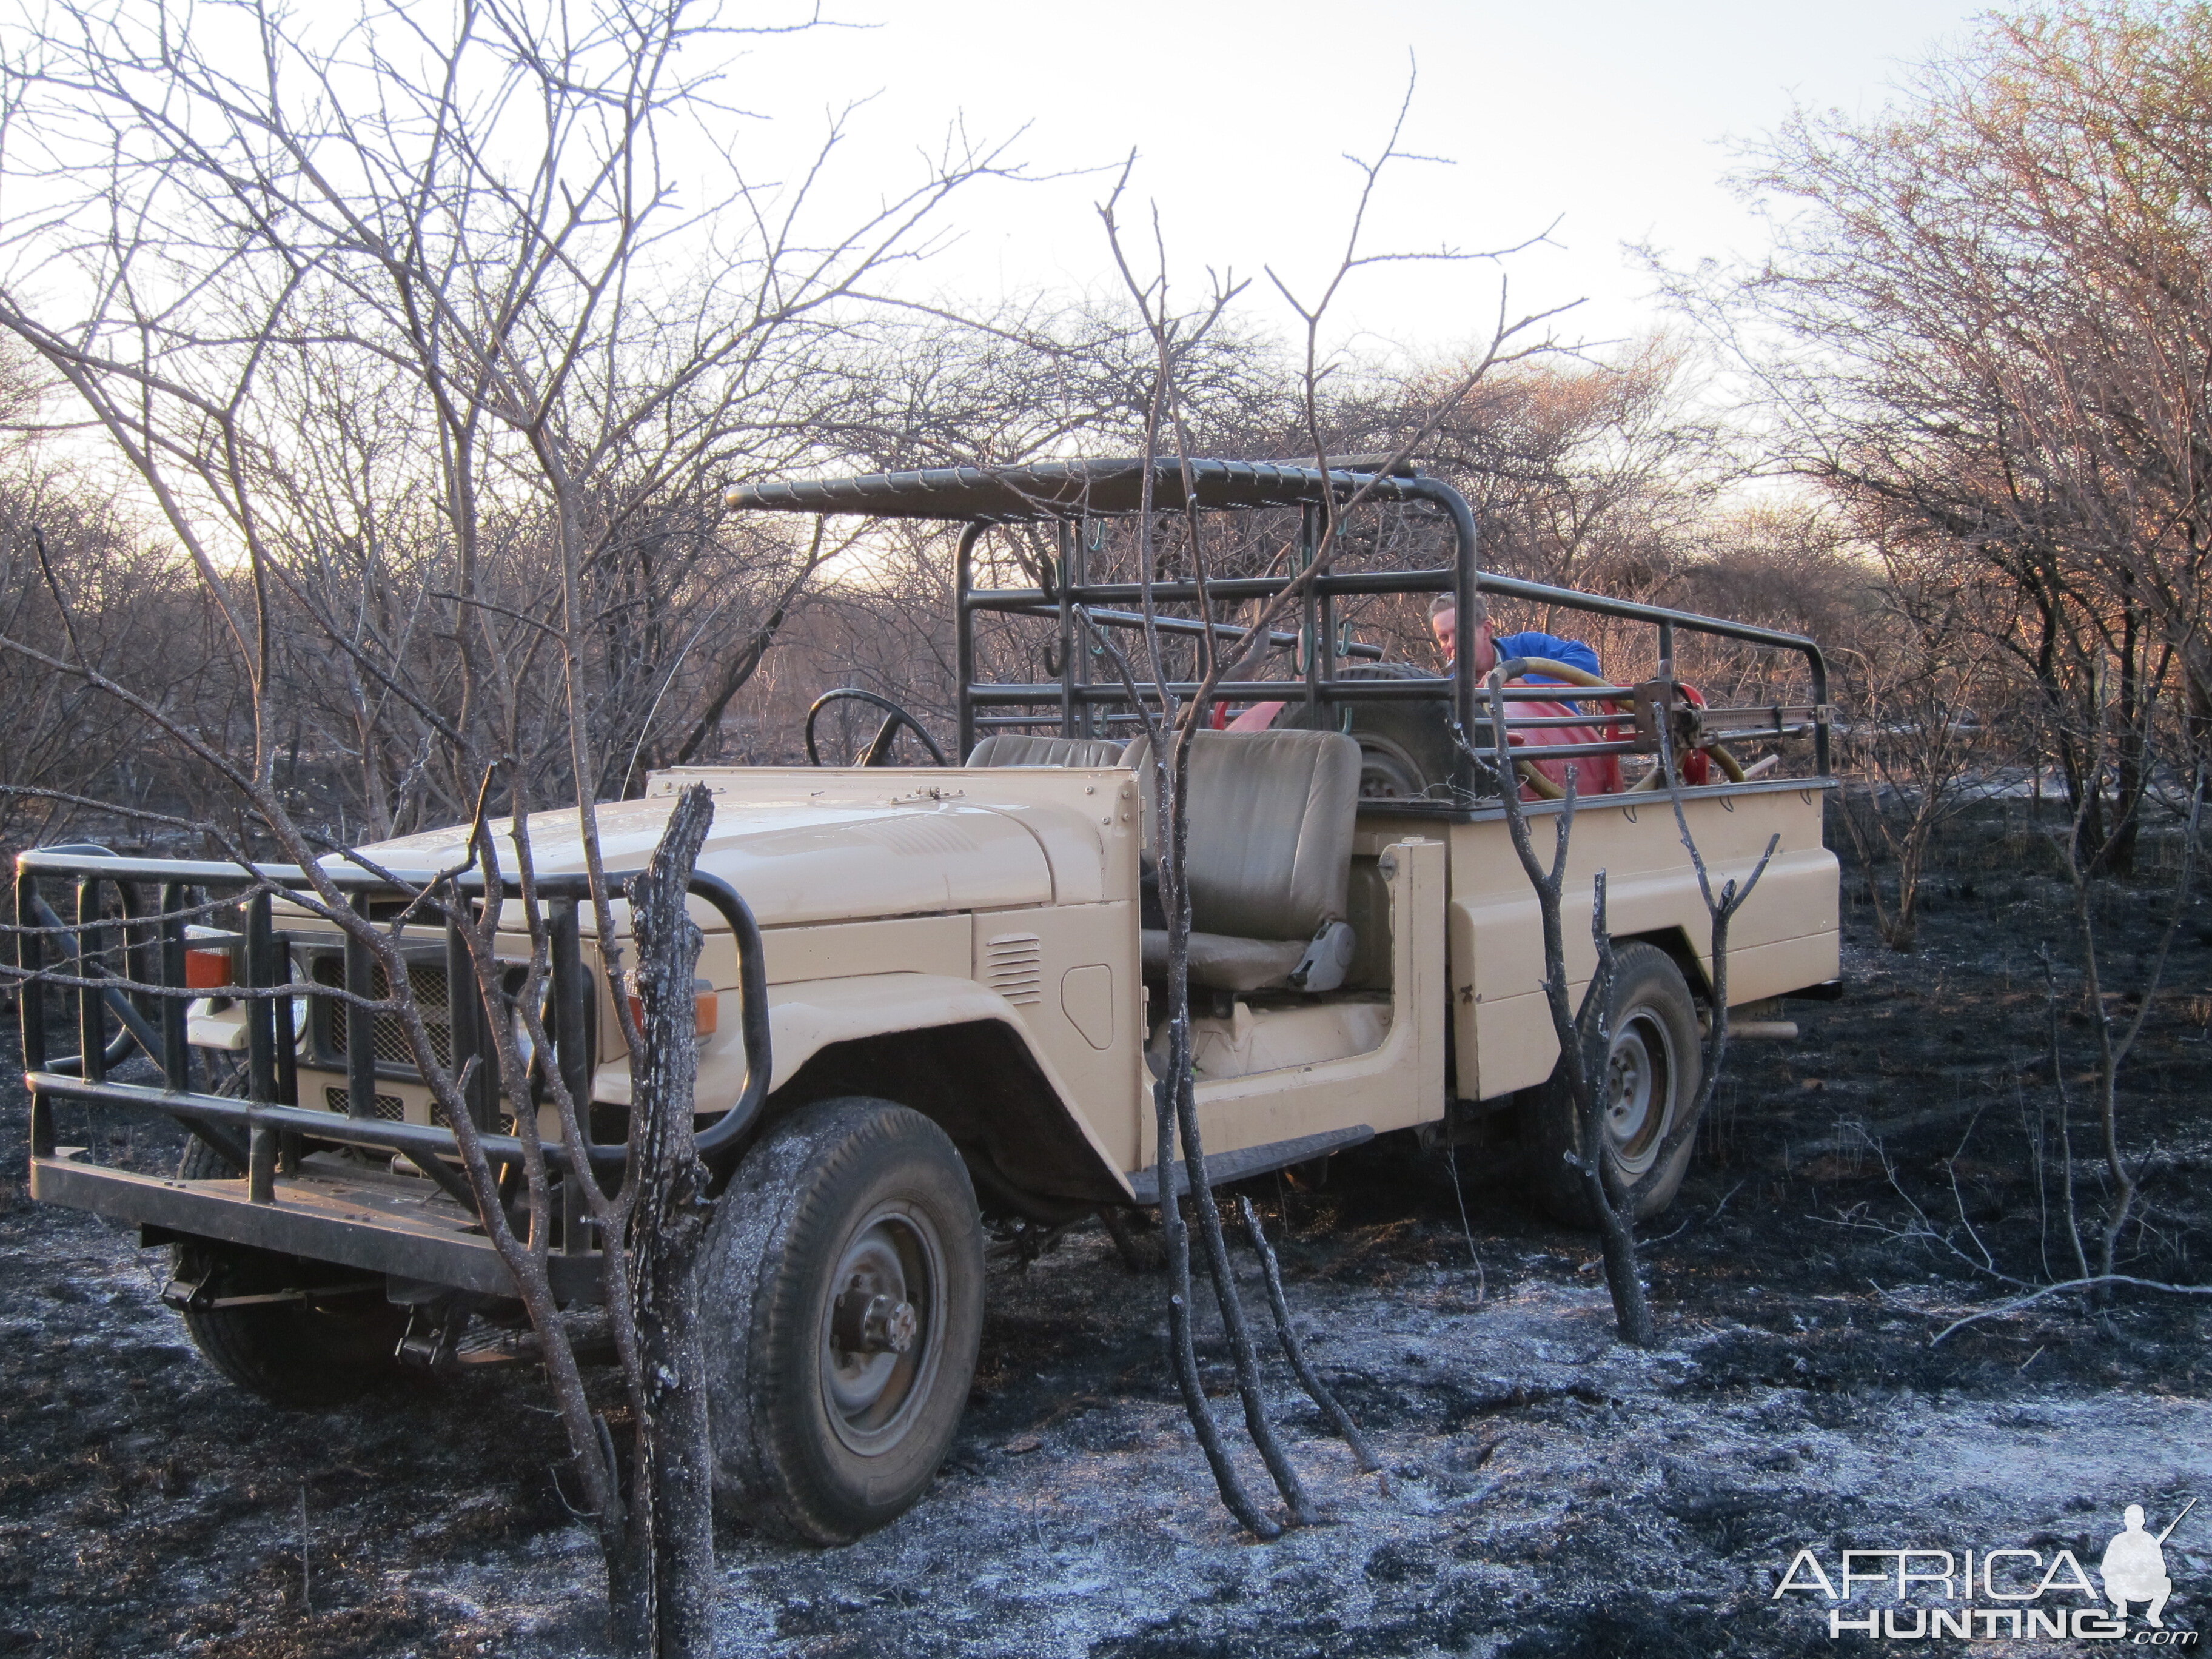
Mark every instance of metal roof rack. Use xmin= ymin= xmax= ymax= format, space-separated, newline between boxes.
xmin=728 ymin=456 xmax=1832 ymax=802
xmin=728 ymin=455 xmax=1426 ymax=523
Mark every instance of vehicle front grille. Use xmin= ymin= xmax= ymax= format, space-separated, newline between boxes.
xmin=432 ymin=1101 xmax=518 ymax=1138
xmin=323 ymin=1085 xmax=405 ymax=1120
xmin=315 ymin=1082 xmax=517 ymax=1138
xmin=310 ymin=954 xmax=454 ymax=1071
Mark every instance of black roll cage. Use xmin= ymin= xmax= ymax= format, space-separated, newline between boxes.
xmin=732 ymin=456 xmax=1833 ymax=798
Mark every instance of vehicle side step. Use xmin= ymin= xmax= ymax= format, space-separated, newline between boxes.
xmin=1127 ymin=1125 xmax=1374 ymax=1205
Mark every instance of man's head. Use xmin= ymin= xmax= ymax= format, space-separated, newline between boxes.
xmin=2127 ymin=1504 xmax=2147 ymax=1531
xmin=1429 ymin=590 xmax=1493 ymax=672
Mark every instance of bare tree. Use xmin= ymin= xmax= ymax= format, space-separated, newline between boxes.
xmin=1386 ymin=337 xmax=1725 ymax=598
xmin=612 ymin=783 xmax=720 ymax=1649
xmin=1679 ymin=2 xmax=2212 ymax=870
xmin=1484 ymin=683 xmax=1776 ymax=1347
xmin=1083 ymin=67 xmax=1567 ymax=1526
xmin=729 ymin=294 xmax=1304 ymax=749
xmin=2045 ymin=727 xmax=2202 ymax=1305
xmin=0 ymin=351 xmax=220 ymax=854
xmin=0 ymin=2 xmax=1010 ymax=1649
xmin=0 ymin=0 xmax=1015 ymax=840
xmin=1833 ymin=532 xmax=2011 ymax=950
xmin=1854 ymin=771 xmax=2209 ymax=1342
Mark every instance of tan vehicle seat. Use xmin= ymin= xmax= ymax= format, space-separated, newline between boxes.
xmin=967 ymin=733 xmax=1128 ymax=766
xmin=1125 ymin=728 xmax=1362 ymax=993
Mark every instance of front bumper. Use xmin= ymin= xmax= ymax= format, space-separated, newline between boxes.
xmin=32 ymin=1148 xmax=606 ymax=1303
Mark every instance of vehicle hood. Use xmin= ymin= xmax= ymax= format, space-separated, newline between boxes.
xmin=341 ymin=794 xmax=1052 ymax=928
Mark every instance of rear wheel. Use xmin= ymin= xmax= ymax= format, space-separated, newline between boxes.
xmin=1522 ymin=942 xmax=1701 ymax=1227
xmin=170 ymin=1139 xmax=408 ymax=1406
xmin=700 ymin=1097 xmax=984 ymax=1544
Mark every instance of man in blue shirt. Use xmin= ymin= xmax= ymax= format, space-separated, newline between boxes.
xmin=1222 ymin=592 xmax=1606 ymax=734
xmin=1427 ymin=592 xmax=1601 ymax=682
xmin=1426 ymin=591 xmax=1624 ymax=794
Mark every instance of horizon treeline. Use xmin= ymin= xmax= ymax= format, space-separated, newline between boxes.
xmin=0 ymin=1 xmax=2206 ymax=952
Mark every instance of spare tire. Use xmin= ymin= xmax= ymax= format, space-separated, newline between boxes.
xmin=1275 ymin=662 xmax=1457 ymax=800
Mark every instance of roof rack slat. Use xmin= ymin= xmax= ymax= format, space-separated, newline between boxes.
xmin=728 ymin=457 xmax=1426 ymax=521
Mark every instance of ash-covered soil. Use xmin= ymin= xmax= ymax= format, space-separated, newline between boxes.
xmin=3 ymin=807 xmax=2209 ymax=1657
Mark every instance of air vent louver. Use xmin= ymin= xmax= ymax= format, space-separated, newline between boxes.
xmin=983 ymin=933 xmax=1044 ymax=1005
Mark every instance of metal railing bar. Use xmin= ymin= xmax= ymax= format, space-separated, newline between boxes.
xmin=968 ymin=572 xmax=1828 ymax=658
xmin=76 ymin=880 xmax=106 ymax=1088
xmin=966 ymin=571 xmax=1464 ymax=607
xmin=13 ymin=849 xmax=616 ymax=895
xmin=23 ymin=888 xmax=162 ymax=1074
xmin=1464 ymin=740 xmax=1654 ymax=760
xmin=33 ymin=1073 xmax=620 ymax=1168
xmin=158 ymin=882 xmax=190 ymax=1093
xmin=344 ymin=897 xmax=375 ymax=1120
xmin=1010 ymin=600 xmax=1392 ymax=662
xmin=683 ymin=871 xmax=771 ymax=1160
xmin=17 ymin=870 xmax=45 ymax=1076
xmin=965 ymin=678 xmax=1720 ymax=705
xmin=2 ymin=888 xmax=248 ymax=934
xmin=246 ymin=894 xmax=276 ymax=1108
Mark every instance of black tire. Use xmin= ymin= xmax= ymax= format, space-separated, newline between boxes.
xmin=1276 ymin=663 xmax=1458 ymax=800
xmin=1522 ymin=942 xmax=1701 ymax=1228
xmin=170 ymin=1138 xmax=409 ymax=1406
xmin=700 ymin=1097 xmax=984 ymax=1544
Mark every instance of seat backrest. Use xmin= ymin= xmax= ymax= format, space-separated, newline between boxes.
xmin=1125 ymin=728 xmax=1361 ymax=941
xmin=966 ymin=733 xmax=1128 ymax=767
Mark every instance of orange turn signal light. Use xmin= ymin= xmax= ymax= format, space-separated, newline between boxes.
xmin=626 ymin=977 xmax=718 ymax=1037
xmin=184 ymin=947 xmax=233 ymax=990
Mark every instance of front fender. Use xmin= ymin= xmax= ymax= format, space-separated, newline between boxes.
xmin=760 ymin=974 xmax=1036 ymax=1090
xmin=594 ymin=971 xmax=1134 ymax=1202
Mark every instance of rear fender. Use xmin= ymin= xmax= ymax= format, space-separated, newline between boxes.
xmin=1615 ymin=926 xmax=1712 ymax=1004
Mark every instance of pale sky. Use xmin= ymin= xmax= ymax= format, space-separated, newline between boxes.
xmin=756 ymin=1 xmax=1996 ymax=358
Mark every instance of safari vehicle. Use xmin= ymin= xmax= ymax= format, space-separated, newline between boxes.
xmin=18 ymin=457 xmax=1838 ymax=1543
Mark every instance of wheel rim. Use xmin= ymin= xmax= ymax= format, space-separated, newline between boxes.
xmin=1356 ymin=736 xmax=1428 ymax=800
xmin=1603 ymin=1006 xmax=1677 ymax=1176
xmin=819 ymin=1202 xmax=947 ymax=1457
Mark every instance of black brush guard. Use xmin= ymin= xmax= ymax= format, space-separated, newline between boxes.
xmin=16 ymin=849 xmax=770 ymax=1304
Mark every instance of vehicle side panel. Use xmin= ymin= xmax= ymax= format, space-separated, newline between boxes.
xmin=762 ymin=973 xmax=1134 ymax=1194
xmin=762 ymin=914 xmax=973 ymax=987
xmin=970 ymin=900 xmax=1144 ymax=1173
xmin=1430 ymin=783 xmax=1838 ymax=1102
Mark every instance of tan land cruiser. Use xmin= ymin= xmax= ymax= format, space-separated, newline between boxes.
xmin=17 ymin=457 xmax=1838 ymax=1543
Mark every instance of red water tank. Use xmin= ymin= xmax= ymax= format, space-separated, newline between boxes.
xmin=1506 ymin=694 xmax=1625 ymax=799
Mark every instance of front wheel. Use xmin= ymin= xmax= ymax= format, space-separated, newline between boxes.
xmin=700 ymin=1098 xmax=984 ymax=1544
xmin=1521 ymin=942 xmax=1702 ymax=1228
xmin=170 ymin=1139 xmax=409 ymax=1406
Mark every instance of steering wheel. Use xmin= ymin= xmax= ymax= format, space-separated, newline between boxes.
xmin=805 ymin=688 xmax=949 ymax=768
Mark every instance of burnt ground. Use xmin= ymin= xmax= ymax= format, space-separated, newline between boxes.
xmin=2 ymin=804 xmax=2210 ymax=1657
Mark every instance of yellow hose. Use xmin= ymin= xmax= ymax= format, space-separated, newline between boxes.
xmin=1489 ymin=659 xmax=1744 ymax=790
xmin=1515 ymin=760 xmax=1566 ymax=800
